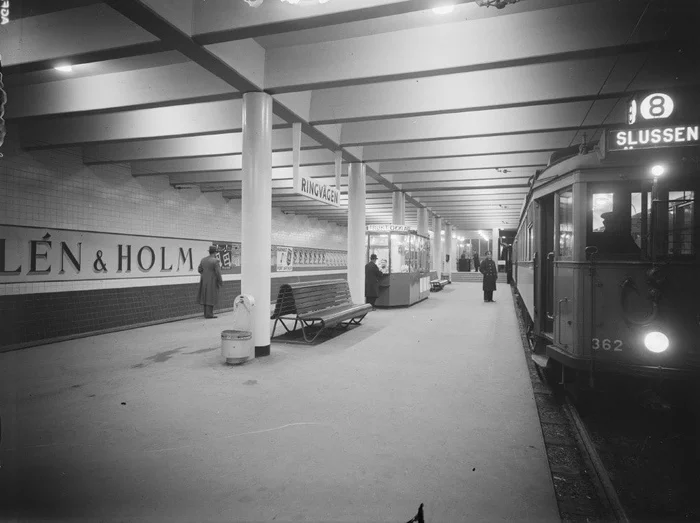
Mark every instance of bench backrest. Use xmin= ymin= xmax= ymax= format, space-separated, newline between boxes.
xmin=272 ymin=279 xmax=353 ymax=317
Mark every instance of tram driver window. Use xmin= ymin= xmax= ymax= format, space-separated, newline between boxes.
xmin=588 ymin=187 xmax=641 ymax=259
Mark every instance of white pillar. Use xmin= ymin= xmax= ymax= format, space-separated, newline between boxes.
xmin=492 ymin=228 xmax=500 ymax=258
xmin=428 ymin=214 xmax=434 ymax=272
xmin=445 ymin=223 xmax=453 ymax=281
xmin=392 ymin=192 xmax=405 ymax=225
xmin=348 ymin=163 xmax=366 ymax=304
xmin=241 ymin=92 xmax=273 ymax=357
xmin=433 ymin=216 xmax=442 ymax=278
xmin=417 ymin=207 xmax=428 ymax=236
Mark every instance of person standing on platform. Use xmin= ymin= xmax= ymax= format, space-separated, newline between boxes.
xmin=479 ymin=250 xmax=497 ymax=302
xmin=365 ymin=253 xmax=383 ymax=310
xmin=473 ymin=252 xmax=480 ymax=273
xmin=197 ymin=245 xmax=223 ymax=319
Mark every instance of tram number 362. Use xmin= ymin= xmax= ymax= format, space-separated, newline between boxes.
xmin=591 ymin=338 xmax=623 ymax=351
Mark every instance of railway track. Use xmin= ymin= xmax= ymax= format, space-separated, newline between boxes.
xmin=512 ymin=286 xmax=700 ymax=522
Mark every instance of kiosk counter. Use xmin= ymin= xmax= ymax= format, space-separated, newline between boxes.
xmin=366 ymin=225 xmax=431 ymax=307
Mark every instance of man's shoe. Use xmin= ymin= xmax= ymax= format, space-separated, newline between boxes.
xmin=205 ymin=315 xmax=218 ymax=319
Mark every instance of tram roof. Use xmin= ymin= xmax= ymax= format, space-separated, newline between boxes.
xmin=3 ymin=0 xmax=699 ymax=234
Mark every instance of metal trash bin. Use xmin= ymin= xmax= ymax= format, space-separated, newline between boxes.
xmin=221 ymin=330 xmax=253 ymax=365
xmin=221 ymin=295 xmax=255 ymax=365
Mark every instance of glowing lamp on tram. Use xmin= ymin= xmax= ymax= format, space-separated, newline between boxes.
xmin=644 ymin=331 xmax=669 ymax=353
xmin=651 ymin=165 xmax=665 ymax=177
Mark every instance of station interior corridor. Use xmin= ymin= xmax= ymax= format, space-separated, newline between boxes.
xmin=0 ymin=282 xmax=558 ymax=523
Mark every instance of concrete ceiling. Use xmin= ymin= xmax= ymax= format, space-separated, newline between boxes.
xmin=3 ymin=0 xmax=699 ymax=231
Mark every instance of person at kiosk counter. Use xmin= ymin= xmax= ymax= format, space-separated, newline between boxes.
xmin=365 ymin=253 xmax=383 ymax=310
xmin=479 ymin=251 xmax=497 ymax=303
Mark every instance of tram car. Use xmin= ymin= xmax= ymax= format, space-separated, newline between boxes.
xmin=513 ymin=95 xmax=700 ymax=387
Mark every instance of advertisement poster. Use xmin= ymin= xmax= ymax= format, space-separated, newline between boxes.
xmin=212 ymin=242 xmax=234 ymax=270
xmin=0 ymin=225 xmax=240 ymax=283
xmin=276 ymin=247 xmax=294 ymax=272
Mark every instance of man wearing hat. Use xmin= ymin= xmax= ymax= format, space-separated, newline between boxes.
xmin=479 ymin=250 xmax=498 ymax=303
xmin=197 ymin=245 xmax=223 ymax=319
xmin=365 ymin=253 xmax=383 ymax=309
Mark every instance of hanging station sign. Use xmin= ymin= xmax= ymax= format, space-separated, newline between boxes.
xmin=295 ymin=176 xmax=341 ymax=206
xmin=291 ymin=123 xmax=341 ymax=208
xmin=607 ymin=91 xmax=700 ymax=152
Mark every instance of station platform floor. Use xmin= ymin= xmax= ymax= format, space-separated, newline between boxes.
xmin=0 ymin=282 xmax=559 ymax=523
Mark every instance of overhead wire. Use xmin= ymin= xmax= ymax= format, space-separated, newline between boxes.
xmin=567 ymin=0 xmax=656 ymax=148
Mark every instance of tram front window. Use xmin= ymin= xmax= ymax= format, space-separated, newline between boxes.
xmin=588 ymin=187 xmax=642 ymax=259
xmin=666 ymin=191 xmax=695 ymax=257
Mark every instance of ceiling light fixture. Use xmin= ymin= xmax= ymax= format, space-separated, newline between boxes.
xmin=475 ymin=0 xmax=520 ymax=8
xmin=243 ymin=0 xmax=330 ymax=6
xmin=432 ymin=5 xmax=454 ymax=14
xmin=55 ymin=65 xmax=73 ymax=72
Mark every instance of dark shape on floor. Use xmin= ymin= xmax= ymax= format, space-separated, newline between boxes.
xmin=406 ymin=503 xmax=424 ymax=523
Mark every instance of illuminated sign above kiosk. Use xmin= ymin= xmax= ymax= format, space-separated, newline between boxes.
xmin=366 ymin=224 xmax=411 ymax=232
xmin=608 ymin=92 xmax=699 ymax=152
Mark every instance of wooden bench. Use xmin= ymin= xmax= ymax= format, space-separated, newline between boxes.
xmin=430 ymin=278 xmax=450 ymax=292
xmin=270 ymin=279 xmax=373 ymax=343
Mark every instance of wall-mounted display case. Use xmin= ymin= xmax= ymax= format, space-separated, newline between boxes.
xmin=366 ymin=225 xmax=431 ymax=307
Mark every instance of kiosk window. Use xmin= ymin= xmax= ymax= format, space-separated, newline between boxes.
xmin=390 ymin=234 xmax=409 ymax=273
xmin=558 ymin=189 xmax=574 ymax=259
xmin=368 ymin=234 xmax=390 ymax=273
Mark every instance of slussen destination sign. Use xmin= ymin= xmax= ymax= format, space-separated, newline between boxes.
xmin=607 ymin=91 xmax=699 ymax=152
xmin=609 ymin=125 xmax=699 ymax=151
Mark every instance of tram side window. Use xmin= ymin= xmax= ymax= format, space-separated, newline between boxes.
xmin=558 ymin=189 xmax=573 ymax=259
xmin=588 ymin=187 xmax=641 ymax=259
xmin=630 ymin=192 xmax=651 ymax=249
xmin=666 ymin=191 xmax=695 ymax=256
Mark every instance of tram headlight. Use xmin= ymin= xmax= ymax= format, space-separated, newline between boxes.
xmin=644 ymin=331 xmax=669 ymax=353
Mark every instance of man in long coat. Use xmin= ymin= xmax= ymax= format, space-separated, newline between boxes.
xmin=365 ymin=253 xmax=383 ymax=309
xmin=479 ymin=250 xmax=497 ymax=302
xmin=197 ymin=245 xmax=223 ymax=318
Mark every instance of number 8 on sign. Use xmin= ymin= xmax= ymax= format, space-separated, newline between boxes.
xmin=639 ymin=93 xmax=674 ymax=121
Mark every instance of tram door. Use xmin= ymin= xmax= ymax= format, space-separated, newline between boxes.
xmin=539 ymin=195 xmax=555 ymax=336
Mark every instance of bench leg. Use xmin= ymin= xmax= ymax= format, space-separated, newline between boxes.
xmin=348 ymin=313 xmax=368 ymax=325
xmin=301 ymin=320 xmax=326 ymax=343
xmin=274 ymin=317 xmax=296 ymax=335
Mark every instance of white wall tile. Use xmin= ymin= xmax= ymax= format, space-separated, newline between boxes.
xmin=1 ymin=143 xmax=348 ymax=295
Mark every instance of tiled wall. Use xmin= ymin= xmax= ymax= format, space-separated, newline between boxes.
xmin=0 ymin=138 xmax=348 ymax=349
xmin=1 ymin=273 xmax=348 ymax=350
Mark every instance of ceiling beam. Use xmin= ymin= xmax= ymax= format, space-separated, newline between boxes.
xmin=82 ymin=131 xmax=322 ymax=164
xmin=104 ymin=0 xmax=432 ymax=211
xmin=263 ymin=1 xmax=662 ymax=92
xmin=193 ymin=0 xmax=477 ymax=44
xmin=6 ymin=63 xmax=239 ymax=119
xmin=337 ymin=99 xmax=620 ymax=145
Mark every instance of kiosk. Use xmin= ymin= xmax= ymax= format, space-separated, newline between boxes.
xmin=366 ymin=224 xmax=431 ymax=307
